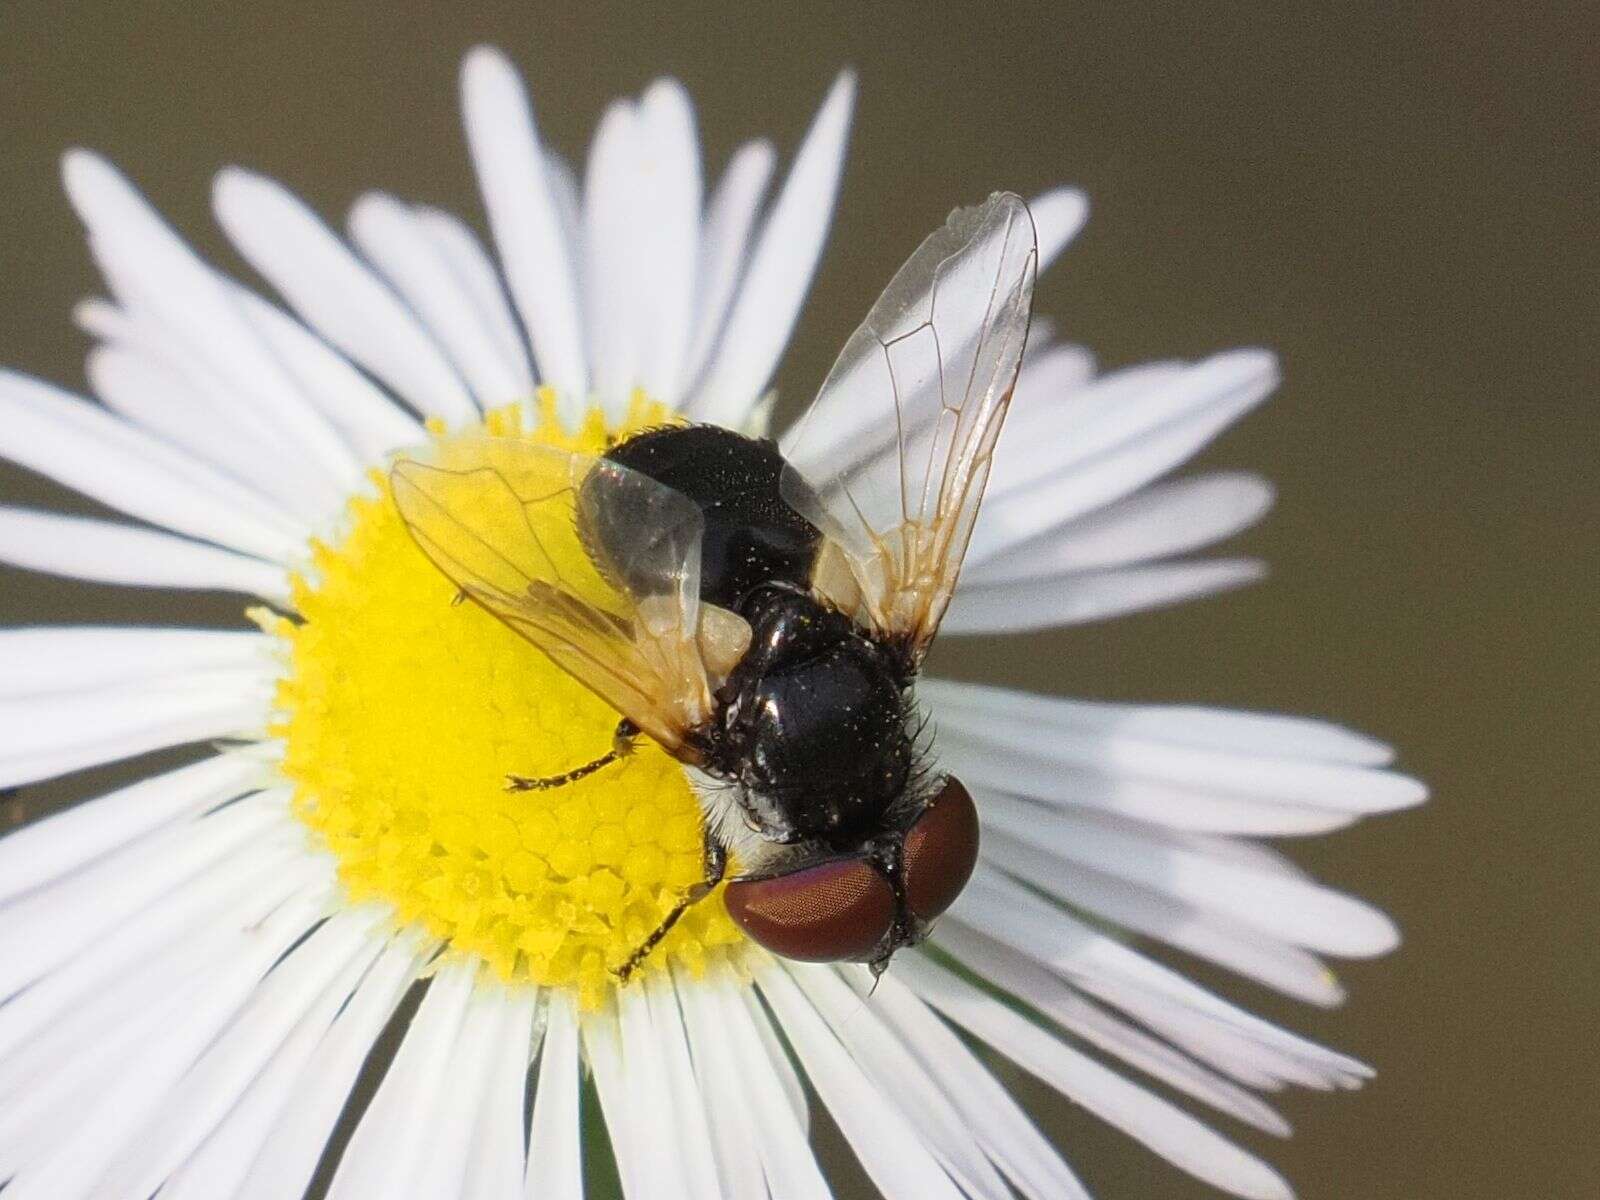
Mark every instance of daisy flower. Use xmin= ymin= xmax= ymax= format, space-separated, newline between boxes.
xmin=0 ymin=45 xmax=1423 ymax=1200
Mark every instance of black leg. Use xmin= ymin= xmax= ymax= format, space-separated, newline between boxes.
xmin=613 ymin=831 xmax=728 ymax=983
xmin=506 ymin=719 xmax=638 ymax=793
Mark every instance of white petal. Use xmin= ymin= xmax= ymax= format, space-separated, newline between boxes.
xmin=0 ymin=887 xmax=329 ymax=1200
xmin=943 ymin=558 xmax=1266 ymax=632
xmin=756 ymin=959 xmax=967 ymax=1200
xmin=213 ymin=168 xmax=478 ymax=425
xmin=405 ymin=977 xmax=513 ymax=1200
xmin=642 ymin=974 xmax=721 ymax=1199
xmin=0 ymin=626 xmax=274 ymax=696
xmin=61 ymin=151 xmax=367 ymax=493
xmin=0 ymin=790 xmax=293 ymax=999
xmin=634 ymin=78 xmax=701 ymax=403
xmin=158 ymin=927 xmax=394 ymax=1200
xmin=86 ymin=341 xmax=342 ymax=524
xmin=867 ymin=972 xmax=1091 ymax=1200
xmin=416 ymin=207 xmax=540 ymax=403
xmin=350 ymin=193 xmax=534 ymax=408
xmin=978 ymin=800 xmax=1399 ymax=956
xmin=231 ymin=285 xmax=428 ymax=462
xmin=0 ymin=750 xmax=264 ymax=906
xmin=966 ymin=472 xmax=1275 ymax=581
xmin=525 ymin=990 xmax=582 ymax=1200
xmin=93 ymin=907 xmax=388 ymax=1198
xmin=582 ymin=100 xmax=645 ymax=416
xmin=325 ymin=959 xmax=479 ymax=1199
xmin=682 ymin=139 xmax=775 ymax=393
xmin=922 ymin=678 xmax=1426 ymax=811
xmin=934 ymin=921 xmax=1294 ymax=1132
xmin=787 ymin=962 xmax=1012 ymax=1199
xmin=236 ymin=935 xmax=425 ymax=1200
xmin=692 ymin=71 xmax=855 ymax=427
xmin=673 ymin=970 xmax=769 ymax=1199
xmin=0 ymin=370 xmax=304 ymax=562
xmin=0 ymin=670 xmax=273 ymax=788
xmin=462 ymin=985 xmax=535 ymax=1200
xmin=900 ymin=954 xmax=1295 ymax=1200
xmin=461 ymin=46 xmax=587 ymax=404
xmin=581 ymin=1004 xmax=656 ymax=1200
xmin=0 ymin=506 xmax=289 ymax=598
xmin=1030 ymin=186 xmax=1090 ymax=271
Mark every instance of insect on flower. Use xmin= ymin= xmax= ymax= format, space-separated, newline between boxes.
xmin=393 ymin=191 xmax=1038 ymax=980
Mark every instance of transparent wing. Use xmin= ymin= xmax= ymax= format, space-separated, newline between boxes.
xmin=391 ymin=438 xmax=748 ymax=756
xmin=779 ymin=191 xmax=1038 ymax=658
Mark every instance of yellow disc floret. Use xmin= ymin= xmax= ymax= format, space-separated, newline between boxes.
xmin=269 ymin=393 xmax=744 ymax=1008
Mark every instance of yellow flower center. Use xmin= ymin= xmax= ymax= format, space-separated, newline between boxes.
xmin=269 ymin=393 xmax=745 ymax=1008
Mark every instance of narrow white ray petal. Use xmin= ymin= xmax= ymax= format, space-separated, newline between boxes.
xmin=977 ymin=823 xmax=1345 ymax=1004
xmin=156 ymin=926 xmax=393 ymax=1200
xmin=415 ymin=207 xmax=539 ymax=400
xmin=900 ymin=954 xmax=1295 ymax=1200
xmin=0 ymin=671 xmax=273 ymax=788
xmin=673 ymin=968 xmax=768 ymax=1199
xmin=236 ymin=935 xmax=426 ymax=1200
xmin=682 ymin=139 xmax=775 ymax=393
xmin=756 ymin=959 xmax=968 ymax=1200
xmin=703 ymin=964 xmax=832 ymax=1200
xmin=0 ymin=627 xmax=274 ymax=695
xmin=0 ymin=790 xmax=293 ymax=997
xmin=1030 ymin=186 xmax=1090 ymax=272
xmin=462 ymin=985 xmax=536 ymax=1200
xmin=213 ymin=168 xmax=478 ymax=425
xmin=940 ymin=737 xmax=1360 ymax=837
xmin=616 ymin=981 xmax=703 ymax=1199
xmin=0 ymin=751 xmax=263 ymax=905
xmin=582 ymin=99 xmax=645 ymax=415
xmin=0 ymin=841 xmax=313 ymax=1108
xmin=922 ymin=679 xmax=1426 ymax=811
xmin=0 ymin=838 xmax=299 ymax=1069
xmin=539 ymin=153 xmax=584 ymax=304
xmin=1008 ymin=340 xmax=1098 ymax=412
xmin=867 ymin=971 xmax=1091 ymax=1200
xmin=0 ymin=371 xmax=305 ymax=561
xmin=350 ymin=193 xmax=531 ymax=408
xmin=94 ymin=906 xmax=388 ymax=1198
xmin=62 ymin=150 xmax=368 ymax=492
xmin=638 ymin=974 xmax=722 ymax=1198
xmin=461 ymin=46 xmax=587 ymax=404
xmin=740 ymin=985 xmax=810 ymax=1134
xmin=693 ymin=71 xmax=855 ymax=427
xmin=0 ymin=888 xmax=329 ymax=1200
xmin=979 ymin=799 xmax=1397 ymax=956
xmin=952 ymin=871 xmax=1371 ymax=1088
xmin=405 ymin=977 xmax=512 ymax=1200
xmin=787 ymin=962 xmax=1012 ymax=1199
xmin=933 ymin=922 xmax=1295 ymax=1133
xmin=581 ymin=1005 xmax=655 ymax=1200
xmin=635 ymin=78 xmax=701 ymax=403
xmin=943 ymin=558 xmax=1266 ymax=633
xmin=0 ymin=506 xmax=289 ymax=597
xmin=86 ymin=342 xmax=341 ymax=523
xmin=967 ymin=472 xmax=1275 ymax=581
xmin=232 ymin=285 xmax=428 ymax=462
xmin=324 ymin=959 xmax=478 ymax=1199
xmin=525 ymin=990 xmax=581 ymax=1200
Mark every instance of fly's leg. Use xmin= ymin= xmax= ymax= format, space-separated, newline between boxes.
xmin=505 ymin=719 xmax=638 ymax=792
xmin=613 ymin=831 xmax=728 ymax=983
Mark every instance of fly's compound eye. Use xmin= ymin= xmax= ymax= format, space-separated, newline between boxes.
xmin=723 ymin=857 xmax=895 ymax=962
xmin=901 ymin=776 xmax=980 ymax=923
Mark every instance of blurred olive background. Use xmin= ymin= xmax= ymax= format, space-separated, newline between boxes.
xmin=1 ymin=3 xmax=1594 ymax=1198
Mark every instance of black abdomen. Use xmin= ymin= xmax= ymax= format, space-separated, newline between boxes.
xmin=601 ymin=425 xmax=821 ymax=610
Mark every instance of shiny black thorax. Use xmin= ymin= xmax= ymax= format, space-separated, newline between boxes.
xmin=599 ymin=425 xmax=917 ymax=845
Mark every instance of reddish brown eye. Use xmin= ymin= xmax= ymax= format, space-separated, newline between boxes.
xmin=723 ymin=857 xmax=895 ymax=962
xmin=902 ymin=776 xmax=980 ymax=922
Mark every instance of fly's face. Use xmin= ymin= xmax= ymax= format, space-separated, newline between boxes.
xmin=722 ymin=776 xmax=980 ymax=971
